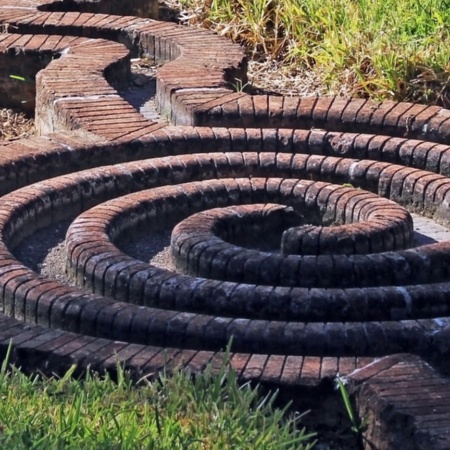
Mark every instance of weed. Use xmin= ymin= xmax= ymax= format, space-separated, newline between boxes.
xmin=9 ymin=74 xmax=34 ymax=84
xmin=335 ymin=375 xmax=369 ymax=450
xmin=336 ymin=377 xmax=364 ymax=434
xmin=230 ymin=76 xmax=252 ymax=92
xmin=0 ymin=23 xmax=17 ymax=33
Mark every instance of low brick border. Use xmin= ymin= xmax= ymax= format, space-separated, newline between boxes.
xmin=0 ymin=130 xmax=449 ymax=345
xmin=172 ymin=203 xmax=300 ymax=258
xmin=0 ymin=0 xmax=159 ymax=18
xmin=0 ymin=6 xmax=247 ymax=135
xmin=0 ymin=0 xmax=449 ymax=445
xmin=0 ymin=312 xmax=374 ymax=389
xmin=0 ymin=32 xmax=153 ymax=140
xmin=347 ymin=354 xmax=450 ymax=449
xmin=0 ymin=151 xmax=446 ymax=359
xmin=1 ymin=126 xmax=450 ymax=198
xmin=169 ymin=188 xmax=413 ymax=264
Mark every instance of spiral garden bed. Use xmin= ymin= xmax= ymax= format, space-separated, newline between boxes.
xmin=1 ymin=0 xmax=450 ymax=448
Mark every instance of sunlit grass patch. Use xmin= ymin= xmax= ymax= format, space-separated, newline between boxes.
xmin=179 ymin=0 xmax=450 ymax=103
xmin=0 ymin=354 xmax=316 ymax=449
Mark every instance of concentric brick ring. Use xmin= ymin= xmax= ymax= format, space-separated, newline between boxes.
xmin=169 ymin=185 xmax=413 ymax=273
xmin=85 ymin=178 xmax=415 ymax=288
xmin=172 ymin=203 xmax=300 ymax=257
xmin=0 ymin=147 xmax=446 ymax=360
xmin=1 ymin=1 xmax=450 ymax=422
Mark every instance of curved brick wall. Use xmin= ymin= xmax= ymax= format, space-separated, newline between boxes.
xmin=168 ymin=187 xmax=414 ymax=259
xmin=1 ymin=4 xmax=450 ymax=444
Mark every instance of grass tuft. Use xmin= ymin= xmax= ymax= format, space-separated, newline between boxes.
xmin=178 ymin=0 xmax=450 ymax=103
xmin=0 ymin=354 xmax=316 ymax=449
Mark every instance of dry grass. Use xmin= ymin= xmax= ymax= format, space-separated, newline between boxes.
xmin=0 ymin=108 xmax=34 ymax=141
xmin=172 ymin=0 xmax=450 ymax=104
xmin=247 ymin=60 xmax=331 ymax=97
xmin=161 ymin=0 xmax=319 ymax=97
xmin=160 ymin=0 xmax=358 ymax=98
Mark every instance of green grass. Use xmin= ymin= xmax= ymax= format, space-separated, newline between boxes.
xmin=179 ymin=0 xmax=450 ymax=103
xmin=0 ymin=354 xmax=316 ymax=449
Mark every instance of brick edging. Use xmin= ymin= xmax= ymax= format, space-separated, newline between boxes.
xmin=0 ymin=0 xmax=449 ymax=445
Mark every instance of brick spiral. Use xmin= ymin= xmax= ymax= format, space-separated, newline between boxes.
xmin=1 ymin=0 xmax=450 ymax=390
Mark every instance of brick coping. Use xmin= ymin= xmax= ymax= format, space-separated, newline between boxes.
xmin=347 ymin=354 xmax=450 ymax=449
xmin=0 ymin=0 xmax=449 ymax=446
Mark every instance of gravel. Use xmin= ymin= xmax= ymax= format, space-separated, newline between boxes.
xmin=13 ymin=221 xmax=176 ymax=288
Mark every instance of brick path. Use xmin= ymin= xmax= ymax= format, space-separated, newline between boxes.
xmin=1 ymin=0 xmax=450 ymax=447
